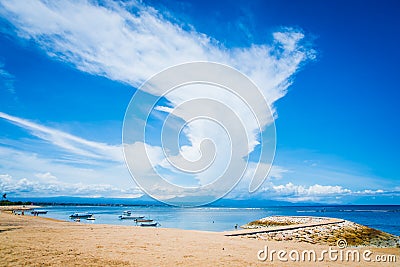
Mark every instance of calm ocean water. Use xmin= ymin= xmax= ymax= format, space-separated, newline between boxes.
xmin=37 ymin=205 xmax=400 ymax=236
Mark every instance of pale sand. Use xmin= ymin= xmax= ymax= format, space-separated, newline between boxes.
xmin=0 ymin=212 xmax=398 ymax=266
xmin=0 ymin=205 xmax=41 ymax=211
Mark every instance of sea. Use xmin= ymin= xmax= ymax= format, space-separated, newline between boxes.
xmin=34 ymin=205 xmax=400 ymax=236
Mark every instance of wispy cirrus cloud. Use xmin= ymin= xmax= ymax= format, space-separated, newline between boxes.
xmin=0 ymin=0 xmax=314 ymax=105
xmin=0 ymin=61 xmax=15 ymax=94
xmin=0 ymin=112 xmax=138 ymax=198
xmin=0 ymin=111 xmax=123 ymax=162
xmin=0 ymin=143 xmax=136 ymax=196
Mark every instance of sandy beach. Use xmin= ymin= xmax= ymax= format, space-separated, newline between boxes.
xmin=0 ymin=205 xmax=41 ymax=211
xmin=0 ymin=211 xmax=398 ymax=266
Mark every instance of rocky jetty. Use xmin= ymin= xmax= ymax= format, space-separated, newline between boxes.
xmin=243 ymin=215 xmax=326 ymax=228
xmin=242 ymin=216 xmax=400 ymax=248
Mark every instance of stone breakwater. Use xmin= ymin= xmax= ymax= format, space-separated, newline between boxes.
xmin=241 ymin=216 xmax=400 ymax=248
xmin=243 ymin=216 xmax=326 ymax=228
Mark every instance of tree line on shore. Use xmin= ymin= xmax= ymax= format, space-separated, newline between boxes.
xmin=1 ymin=193 xmax=32 ymax=206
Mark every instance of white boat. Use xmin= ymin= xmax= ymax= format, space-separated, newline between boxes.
xmin=86 ymin=216 xmax=96 ymax=221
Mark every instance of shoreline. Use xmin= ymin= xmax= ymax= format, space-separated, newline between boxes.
xmin=0 ymin=205 xmax=42 ymax=211
xmin=1 ymin=212 xmax=399 ymax=266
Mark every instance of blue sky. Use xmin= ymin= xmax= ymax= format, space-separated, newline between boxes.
xmin=0 ymin=0 xmax=399 ymax=204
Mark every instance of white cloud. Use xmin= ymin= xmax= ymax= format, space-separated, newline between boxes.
xmin=354 ymin=189 xmax=385 ymax=195
xmin=154 ymin=105 xmax=174 ymax=114
xmin=34 ymin=172 xmax=57 ymax=181
xmin=0 ymin=174 xmax=12 ymax=184
xmin=0 ymin=110 xmax=143 ymax=199
xmin=0 ymin=173 xmax=142 ymax=197
xmin=0 ymin=1 xmax=313 ymax=98
xmin=256 ymin=182 xmax=398 ymax=203
xmin=0 ymin=0 xmax=314 ymax=120
xmin=0 ymin=111 xmax=123 ymax=162
xmin=267 ymin=165 xmax=289 ymax=180
xmin=0 ymin=0 xmax=315 ymax=200
xmin=223 ymin=172 xmax=398 ymax=203
xmin=0 ymin=61 xmax=15 ymax=94
xmin=271 ymin=182 xmax=351 ymax=196
xmin=0 ymin=145 xmax=137 ymax=195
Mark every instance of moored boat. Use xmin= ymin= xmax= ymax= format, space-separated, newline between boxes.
xmin=69 ymin=213 xmax=93 ymax=219
xmin=118 ymin=215 xmax=145 ymax=220
xmin=31 ymin=210 xmax=48 ymax=215
xmin=135 ymin=219 xmax=153 ymax=223
xmin=122 ymin=210 xmax=132 ymax=216
xmin=139 ymin=222 xmax=160 ymax=227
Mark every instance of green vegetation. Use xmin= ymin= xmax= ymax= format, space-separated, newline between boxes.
xmin=0 ymin=200 xmax=32 ymax=206
xmin=0 ymin=193 xmax=31 ymax=206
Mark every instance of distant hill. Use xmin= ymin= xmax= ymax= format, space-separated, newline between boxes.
xmin=10 ymin=195 xmax=321 ymax=207
xmin=10 ymin=195 xmax=161 ymax=206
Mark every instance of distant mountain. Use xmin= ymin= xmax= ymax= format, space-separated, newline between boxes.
xmin=209 ymin=198 xmax=285 ymax=207
xmin=10 ymin=195 xmax=323 ymax=207
xmin=208 ymin=198 xmax=318 ymax=207
xmin=10 ymin=195 xmax=163 ymax=206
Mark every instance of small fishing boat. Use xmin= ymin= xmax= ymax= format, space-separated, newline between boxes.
xmin=69 ymin=213 xmax=93 ymax=219
xmin=139 ymin=222 xmax=160 ymax=227
xmin=135 ymin=219 xmax=153 ymax=223
xmin=118 ymin=215 xmax=145 ymax=220
xmin=31 ymin=210 xmax=48 ymax=215
xmin=122 ymin=210 xmax=132 ymax=216
xmin=139 ymin=222 xmax=159 ymax=227
xmin=86 ymin=216 xmax=96 ymax=221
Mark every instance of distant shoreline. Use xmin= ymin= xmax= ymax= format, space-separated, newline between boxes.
xmin=5 ymin=196 xmax=400 ymax=207
xmin=0 ymin=204 xmax=41 ymax=211
xmin=4 ymin=199 xmax=400 ymax=207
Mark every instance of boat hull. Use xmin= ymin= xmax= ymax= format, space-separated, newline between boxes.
xmin=135 ymin=219 xmax=153 ymax=223
xmin=69 ymin=214 xmax=93 ymax=219
xmin=31 ymin=211 xmax=48 ymax=214
xmin=118 ymin=215 xmax=145 ymax=220
xmin=140 ymin=222 xmax=159 ymax=227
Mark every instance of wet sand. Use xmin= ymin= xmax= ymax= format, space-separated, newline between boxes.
xmin=0 ymin=212 xmax=398 ymax=266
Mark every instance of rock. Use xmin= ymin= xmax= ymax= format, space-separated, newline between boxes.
xmin=274 ymin=233 xmax=284 ymax=241
xmin=284 ymin=235 xmax=293 ymax=241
